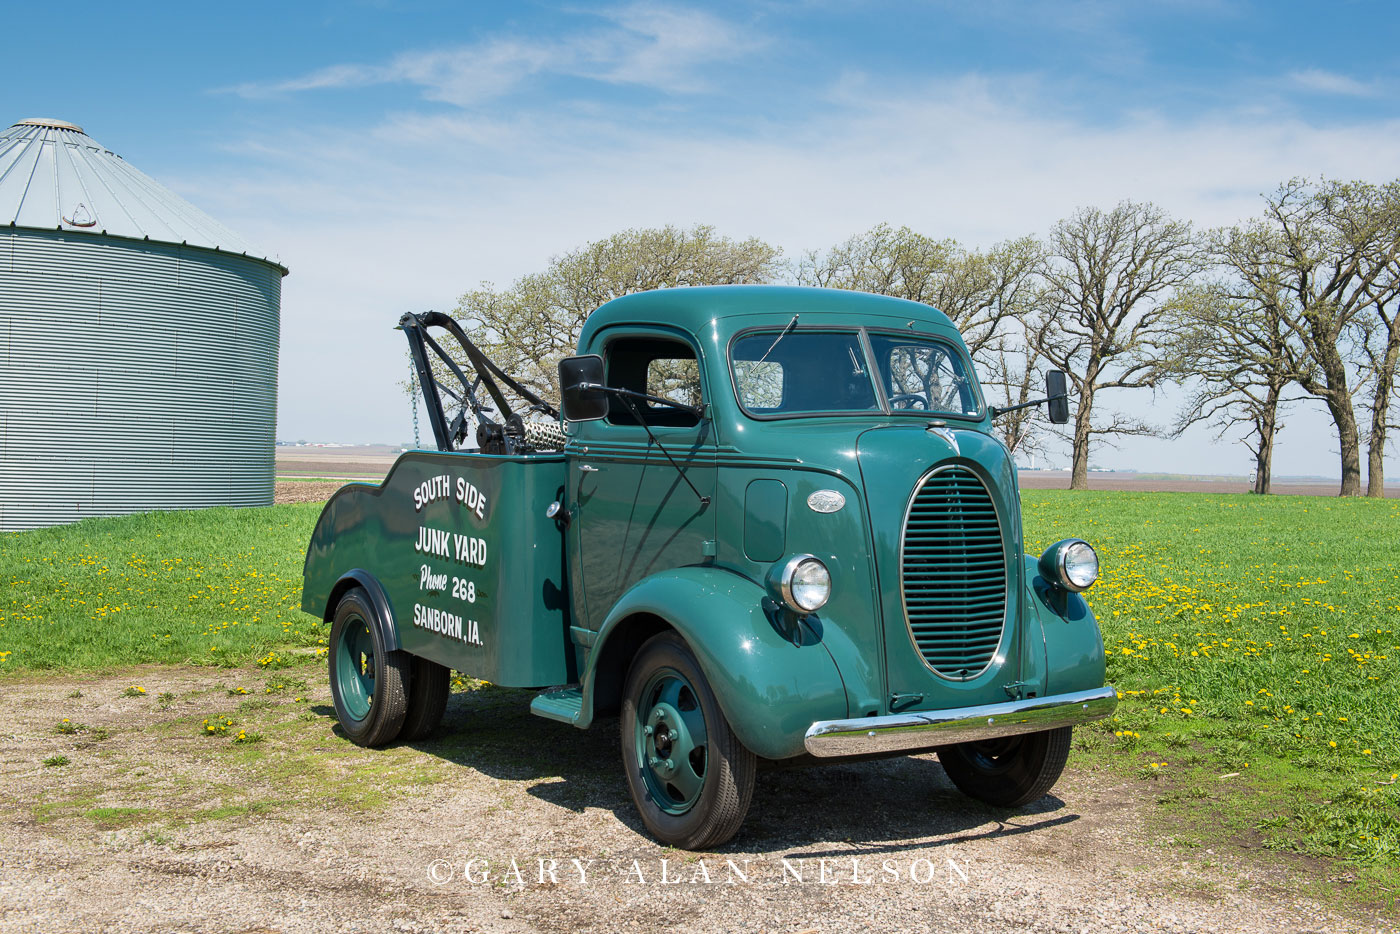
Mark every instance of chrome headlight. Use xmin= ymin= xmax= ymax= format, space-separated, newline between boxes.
xmin=1039 ymin=539 xmax=1099 ymax=592
xmin=777 ymin=554 xmax=831 ymax=613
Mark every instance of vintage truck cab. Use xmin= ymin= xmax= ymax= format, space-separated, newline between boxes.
xmin=302 ymin=285 xmax=1116 ymax=849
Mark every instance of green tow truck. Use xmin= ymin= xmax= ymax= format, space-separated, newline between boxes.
xmin=302 ymin=285 xmax=1116 ymax=849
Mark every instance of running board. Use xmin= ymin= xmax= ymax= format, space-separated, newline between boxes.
xmin=530 ymin=686 xmax=584 ymax=725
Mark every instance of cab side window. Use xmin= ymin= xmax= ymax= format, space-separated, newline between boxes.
xmin=604 ymin=337 xmax=702 ymax=428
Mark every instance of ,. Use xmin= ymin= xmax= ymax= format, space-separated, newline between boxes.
xmin=300 ymin=285 xmax=1116 ymax=850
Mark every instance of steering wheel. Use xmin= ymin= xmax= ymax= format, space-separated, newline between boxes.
xmin=888 ymin=392 xmax=928 ymax=410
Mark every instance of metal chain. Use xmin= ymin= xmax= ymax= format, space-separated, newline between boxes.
xmin=408 ymin=357 xmax=421 ymax=449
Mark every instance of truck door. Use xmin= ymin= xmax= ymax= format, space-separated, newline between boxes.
xmin=567 ymin=332 xmax=718 ymax=632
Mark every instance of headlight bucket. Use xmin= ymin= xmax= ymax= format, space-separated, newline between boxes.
xmin=1039 ymin=539 xmax=1099 ymax=593
xmin=769 ymin=554 xmax=831 ymax=613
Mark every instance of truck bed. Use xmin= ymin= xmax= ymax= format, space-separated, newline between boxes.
xmin=301 ymin=450 xmax=572 ymax=686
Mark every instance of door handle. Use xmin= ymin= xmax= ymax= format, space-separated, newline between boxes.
xmin=579 ymin=464 xmax=599 ymax=473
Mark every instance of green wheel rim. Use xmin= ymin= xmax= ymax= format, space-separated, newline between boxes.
xmin=633 ymin=667 xmax=709 ymax=815
xmin=334 ymin=613 xmax=376 ymax=722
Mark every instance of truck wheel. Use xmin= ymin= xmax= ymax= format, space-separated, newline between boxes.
xmin=400 ymin=656 xmax=451 ymax=741
xmin=328 ymin=588 xmax=409 ymax=748
xmin=936 ymin=726 xmax=1072 ymax=807
xmin=620 ymin=632 xmax=755 ymax=850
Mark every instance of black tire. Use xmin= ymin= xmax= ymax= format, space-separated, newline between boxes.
xmin=328 ymin=588 xmax=410 ymax=748
xmin=936 ymin=726 xmax=1072 ymax=807
xmin=400 ymin=656 xmax=451 ymax=741
xmin=620 ymin=632 xmax=756 ymax=850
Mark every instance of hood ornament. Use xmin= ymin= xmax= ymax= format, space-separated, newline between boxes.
xmin=925 ymin=420 xmax=958 ymax=453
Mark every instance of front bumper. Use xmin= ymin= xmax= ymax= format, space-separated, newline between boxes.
xmin=803 ymin=685 xmax=1118 ymax=757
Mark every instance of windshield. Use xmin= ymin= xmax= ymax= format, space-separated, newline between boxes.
xmin=867 ymin=333 xmax=980 ymax=417
xmin=731 ymin=331 xmax=880 ymax=414
xmin=729 ymin=328 xmax=980 ymax=418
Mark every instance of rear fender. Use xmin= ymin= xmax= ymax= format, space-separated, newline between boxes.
xmin=578 ymin=567 xmax=848 ymax=760
xmin=323 ymin=569 xmax=401 ymax=653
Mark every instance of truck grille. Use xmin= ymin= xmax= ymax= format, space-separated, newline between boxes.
xmin=900 ymin=466 xmax=1008 ymax=679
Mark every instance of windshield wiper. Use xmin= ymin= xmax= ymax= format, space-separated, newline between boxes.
xmin=754 ymin=314 xmax=799 ymax=365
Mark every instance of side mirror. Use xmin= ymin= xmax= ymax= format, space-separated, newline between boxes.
xmin=559 ymin=355 xmax=608 ymax=422
xmin=1045 ymin=370 xmax=1069 ymax=425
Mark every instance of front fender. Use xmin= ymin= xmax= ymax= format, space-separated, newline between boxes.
xmin=1023 ymin=554 xmax=1107 ymax=696
xmin=580 ymin=567 xmax=848 ymax=760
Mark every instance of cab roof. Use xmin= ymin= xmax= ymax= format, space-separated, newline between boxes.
xmin=578 ymin=285 xmax=955 ymax=347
